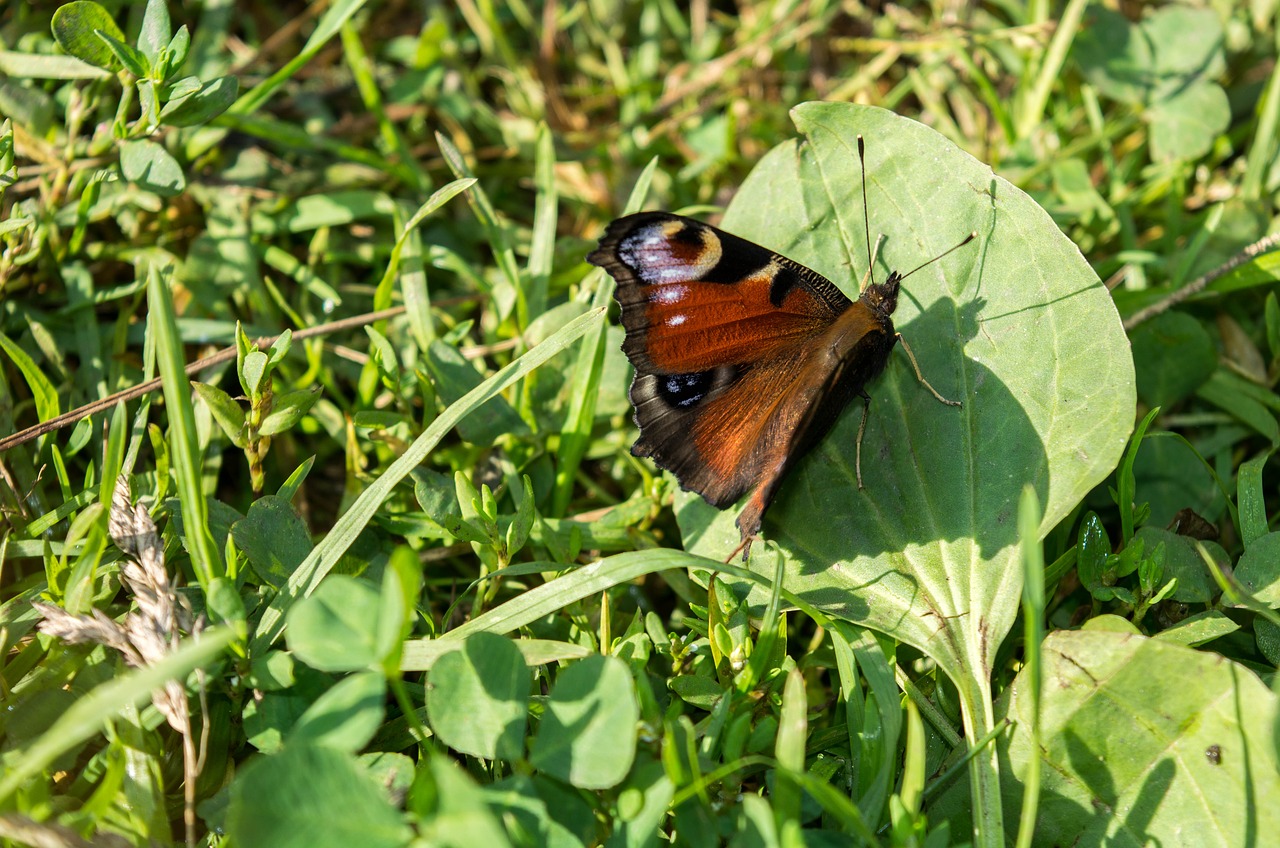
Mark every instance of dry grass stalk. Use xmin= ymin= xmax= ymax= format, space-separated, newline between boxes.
xmin=33 ymin=477 xmax=205 ymax=847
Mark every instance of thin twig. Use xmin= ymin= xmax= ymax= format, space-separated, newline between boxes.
xmin=0 ymin=306 xmax=406 ymax=454
xmin=1123 ymin=232 xmax=1280 ymax=331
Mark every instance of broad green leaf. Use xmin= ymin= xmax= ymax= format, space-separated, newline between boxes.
xmin=289 ymin=670 xmax=386 ymax=752
xmin=482 ymin=775 xmax=592 ymax=848
xmin=267 ymin=328 xmax=293 ymax=365
xmin=258 ymin=386 xmax=322 ymax=436
xmin=165 ymin=25 xmax=190 ymax=71
xmin=191 ymin=380 xmax=247 ymax=447
xmin=420 ymin=756 xmax=514 ymax=848
xmin=231 ymin=496 xmax=313 ymax=588
xmin=1074 ymin=5 xmax=1225 ymax=109
xmin=95 ymin=30 xmax=148 ymax=77
xmin=660 ymin=715 xmax=698 ymax=787
xmin=677 ymin=104 xmax=1132 ymax=840
xmin=1076 ymin=513 xmax=1111 ymax=598
xmin=1073 ymin=6 xmax=1154 ymax=105
xmin=1257 ymin=618 xmax=1280 ymax=665
xmin=1148 ymin=81 xmax=1230 ymax=163
xmin=242 ymin=666 xmax=333 ymax=754
xmin=226 ymin=743 xmax=411 ymax=848
xmin=1133 ymin=434 xmax=1223 ymax=527
xmin=360 ymin=752 xmax=415 ymax=806
xmin=668 ymin=674 xmax=723 ymax=710
xmin=138 ymin=0 xmax=170 ymax=63
xmin=241 ymin=349 xmax=267 ymax=396
xmin=1145 ymin=6 xmax=1226 ymax=84
xmin=247 ymin=651 xmax=296 ymax=691
xmin=687 ymin=102 xmax=1133 ymax=695
xmin=1237 ymin=451 xmax=1273 ymax=547
xmin=137 ymin=77 xmax=161 ymax=132
xmin=1081 ymin=614 xmax=1141 ymax=635
xmin=1152 ymin=610 xmax=1239 ymax=647
xmin=530 ymin=655 xmax=639 ymax=789
xmin=160 ymin=74 xmax=238 ymax=126
xmin=0 ymin=50 xmax=110 ymax=79
xmin=0 ymin=80 xmax=55 ymax=137
xmin=50 ymin=1 xmax=126 ymax=71
xmin=206 ymin=576 xmax=247 ymax=634
xmin=1235 ymin=531 xmax=1280 ymax=607
xmin=1133 ymin=527 xmax=1222 ymax=604
xmin=119 ymin=139 xmax=185 ymax=196
xmin=601 ymin=760 xmax=673 ymax=848
xmin=286 ymin=575 xmax=383 ymax=671
xmin=376 ymin=547 xmax=420 ymax=665
xmin=999 ymin=630 xmax=1279 ymax=846
xmin=414 ymin=467 xmax=465 ymax=531
xmin=1128 ymin=312 xmax=1216 ymax=408
xmin=426 ymin=632 xmax=529 ymax=761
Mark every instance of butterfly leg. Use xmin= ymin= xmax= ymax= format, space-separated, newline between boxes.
xmin=855 ymin=392 xmax=871 ymax=489
xmin=896 ymin=333 xmax=962 ymax=407
xmin=732 ymin=494 xmax=767 ymax=562
xmin=725 ymin=533 xmax=757 ymax=563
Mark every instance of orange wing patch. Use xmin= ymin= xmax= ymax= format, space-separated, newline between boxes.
xmin=592 ymin=212 xmax=852 ymax=374
xmin=688 ymin=351 xmax=807 ymax=484
xmin=643 ymin=262 xmax=837 ymax=372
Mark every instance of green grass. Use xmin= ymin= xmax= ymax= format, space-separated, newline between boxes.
xmin=2 ymin=1 xmax=1279 ymax=847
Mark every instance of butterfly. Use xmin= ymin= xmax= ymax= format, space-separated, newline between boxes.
xmin=588 ymin=138 xmax=975 ymax=560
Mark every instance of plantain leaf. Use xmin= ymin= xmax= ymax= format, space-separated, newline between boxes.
xmin=676 ymin=103 xmax=1134 ymax=778
xmin=993 ymin=630 xmax=1278 ymax=845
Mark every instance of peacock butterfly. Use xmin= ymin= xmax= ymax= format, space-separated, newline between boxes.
xmin=588 ymin=138 xmax=975 ymax=559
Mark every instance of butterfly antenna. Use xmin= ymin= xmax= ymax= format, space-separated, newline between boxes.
xmin=858 ymin=135 xmax=875 ymax=290
xmin=899 ymin=231 xmax=979 ymax=281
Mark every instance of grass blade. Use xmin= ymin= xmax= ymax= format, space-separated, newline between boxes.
xmin=249 ymin=306 xmax=605 ymax=656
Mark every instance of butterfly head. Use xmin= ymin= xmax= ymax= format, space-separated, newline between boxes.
xmin=862 ymin=271 xmax=902 ymax=317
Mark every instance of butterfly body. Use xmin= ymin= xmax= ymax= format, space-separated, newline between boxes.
xmin=589 ymin=211 xmax=909 ymax=546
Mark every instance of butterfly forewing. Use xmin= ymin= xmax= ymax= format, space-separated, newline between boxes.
xmin=590 ymin=213 xmax=851 ymax=373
